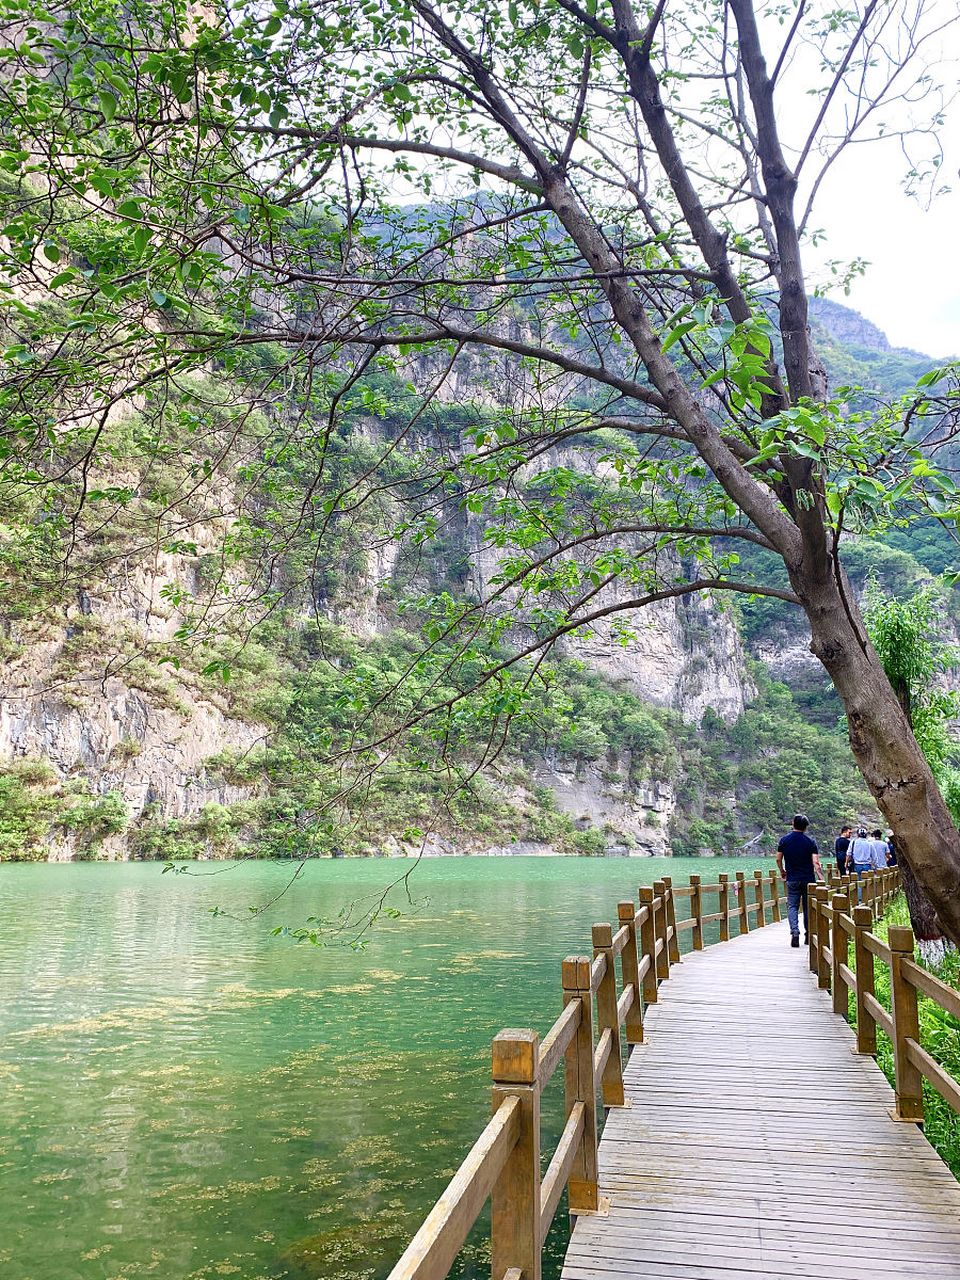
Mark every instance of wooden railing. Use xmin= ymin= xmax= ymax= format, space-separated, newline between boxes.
xmin=387 ymin=865 xmax=799 ymax=1280
xmin=808 ymin=869 xmax=960 ymax=1123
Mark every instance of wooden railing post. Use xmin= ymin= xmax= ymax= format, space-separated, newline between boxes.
xmin=592 ymin=924 xmax=625 ymax=1108
xmin=831 ymin=893 xmax=850 ymax=1018
xmin=662 ymin=876 xmax=681 ymax=964
xmin=690 ymin=875 xmax=704 ymax=951
xmin=816 ymin=887 xmax=831 ymax=990
xmin=491 ymin=1029 xmax=542 ymax=1280
xmin=768 ymin=868 xmax=781 ymax=923
xmin=562 ymin=957 xmax=599 ymax=1215
xmin=653 ymin=881 xmax=670 ymax=979
xmin=754 ymin=870 xmax=767 ymax=928
xmin=617 ymin=901 xmax=644 ymax=1045
xmin=718 ymin=873 xmax=730 ymax=943
xmin=736 ymin=870 xmax=749 ymax=935
xmin=888 ymin=926 xmax=924 ymax=1124
xmin=808 ymin=886 xmax=819 ymax=973
xmin=852 ymin=905 xmax=876 ymax=1056
xmin=638 ymin=887 xmax=658 ymax=1004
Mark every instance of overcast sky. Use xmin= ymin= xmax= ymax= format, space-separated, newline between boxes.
xmin=792 ymin=4 xmax=960 ymax=362
xmin=807 ymin=134 xmax=959 ymax=359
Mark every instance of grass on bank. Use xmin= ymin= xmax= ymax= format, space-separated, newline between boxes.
xmin=848 ymin=896 xmax=960 ymax=1177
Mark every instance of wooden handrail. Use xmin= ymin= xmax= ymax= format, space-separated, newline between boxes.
xmin=906 ymin=1039 xmax=960 ymax=1114
xmin=593 ymin=1026 xmax=613 ymax=1080
xmin=806 ymin=868 xmax=960 ymax=1129
xmin=863 ymin=990 xmax=894 ymax=1040
xmin=538 ymin=998 xmax=581 ymax=1086
xmin=902 ymin=957 xmax=960 ymax=1021
xmin=539 ymin=1102 xmax=585 ymax=1235
xmin=388 ymin=1096 xmax=521 ymax=1280
xmin=387 ymin=860 xmax=812 ymax=1280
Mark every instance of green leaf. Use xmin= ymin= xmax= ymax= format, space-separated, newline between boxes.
xmin=661 ymin=320 xmax=697 ymax=352
xmin=99 ymin=90 xmax=117 ymax=122
xmin=42 ymin=241 xmax=59 ymax=263
xmin=264 ymin=15 xmax=282 ymax=36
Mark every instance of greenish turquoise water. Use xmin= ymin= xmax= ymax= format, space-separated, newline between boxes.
xmin=0 ymin=856 xmax=774 ymax=1280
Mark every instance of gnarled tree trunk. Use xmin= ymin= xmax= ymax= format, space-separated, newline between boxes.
xmin=797 ymin=562 xmax=960 ymax=948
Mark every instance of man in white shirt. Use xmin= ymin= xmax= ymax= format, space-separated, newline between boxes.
xmin=868 ymin=828 xmax=890 ymax=869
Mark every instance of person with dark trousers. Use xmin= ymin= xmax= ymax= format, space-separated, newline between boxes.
xmin=776 ymin=814 xmax=823 ymax=948
xmin=834 ymin=825 xmax=852 ymax=876
xmin=886 ymin=832 xmax=898 ymax=867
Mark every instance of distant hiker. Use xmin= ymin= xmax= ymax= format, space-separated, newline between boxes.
xmin=849 ymin=827 xmax=872 ymax=876
xmin=776 ymin=814 xmax=822 ymax=948
xmin=887 ymin=831 xmax=899 ymax=867
xmin=834 ymin=825 xmax=852 ymax=876
xmin=869 ymin=829 xmax=890 ymax=869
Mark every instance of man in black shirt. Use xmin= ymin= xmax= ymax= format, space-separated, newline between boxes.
xmin=834 ymin=825 xmax=852 ymax=875
xmin=776 ymin=814 xmax=822 ymax=948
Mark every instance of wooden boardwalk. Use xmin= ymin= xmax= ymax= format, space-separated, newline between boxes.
xmin=562 ymin=920 xmax=960 ymax=1280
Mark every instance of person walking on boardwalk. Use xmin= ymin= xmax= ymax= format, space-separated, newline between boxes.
xmin=849 ymin=826 xmax=873 ymax=877
xmin=834 ymin=825 xmax=852 ymax=877
xmin=776 ymin=814 xmax=822 ymax=948
xmin=868 ymin=828 xmax=891 ymax=870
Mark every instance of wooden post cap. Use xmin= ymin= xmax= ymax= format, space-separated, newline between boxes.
xmin=492 ymin=1029 xmax=540 ymax=1083
xmin=592 ymin=922 xmax=613 ymax=948
xmin=561 ymin=956 xmax=592 ymax=990
xmin=832 ymin=893 xmax=849 ymax=910
xmin=639 ymin=885 xmax=655 ymax=903
xmin=754 ymin=869 xmax=762 ymax=878
xmin=662 ymin=874 xmax=673 ymax=887
xmin=718 ymin=872 xmax=728 ymax=882
xmin=690 ymin=874 xmax=701 ymax=885
xmin=653 ymin=879 xmax=666 ymax=893
xmin=888 ymin=925 xmax=916 ymax=953
xmin=735 ymin=870 xmax=745 ymax=880
xmin=853 ymin=905 xmax=873 ymax=927
xmin=618 ymin=900 xmax=636 ymax=921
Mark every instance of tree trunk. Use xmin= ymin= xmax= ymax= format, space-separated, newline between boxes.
xmin=796 ymin=567 xmax=960 ymax=948
xmin=898 ymin=858 xmax=952 ymax=964
xmin=890 ymin=679 xmax=950 ymax=954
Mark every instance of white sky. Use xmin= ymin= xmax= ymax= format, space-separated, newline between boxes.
xmin=807 ymin=130 xmax=960 ymax=359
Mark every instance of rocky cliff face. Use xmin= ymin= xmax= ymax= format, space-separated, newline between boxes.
xmin=0 ymin=537 xmax=264 ymax=858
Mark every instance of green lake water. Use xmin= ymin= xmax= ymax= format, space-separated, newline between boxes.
xmin=0 ymin=856 xmax=775 ymax=1280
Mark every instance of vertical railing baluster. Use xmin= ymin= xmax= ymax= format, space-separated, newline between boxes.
xmin=816 ymin=887 xmax=831 ymax=990
xmin=889 ymin=926 xmax=924 ymax=1124
xmin=852 ymin=905 xmax=876 ymax=1056
xmin=736 ymin=870 xmax=749 ymax=935
xmin=690 ymin=874 xmax=704 ymax=951
xmin=831 ymin=893 xmax=850 ymax=1019
xmin=491 ymin=1030 xmax=542 ymax=1280
xmin=768 ymin=868 xmax=781 ymax=923
xmin=617 ymin=901 xmax=644 ymax=1045
xmin=562 ymin=957 xmax=599 ymax=1216
xmin=638 ymin=886 xmax=659 ymax=1005
xmin=754 ymin=870 xmax=767 ymax=928
xmin=592 ymin=924 xmax=625 ymax=1107
xmin=662 ymin=876 xmax=681 ymax=964
xmin=653 ymin=881 xmax=670 ymax=980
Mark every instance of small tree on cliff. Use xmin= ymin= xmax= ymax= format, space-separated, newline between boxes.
xmin=3 ymin=1 xmax=960 ymax=936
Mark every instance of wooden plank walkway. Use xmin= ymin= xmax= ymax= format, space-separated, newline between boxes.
xmin=562 ymin=919 xmax=960 ymax=1280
